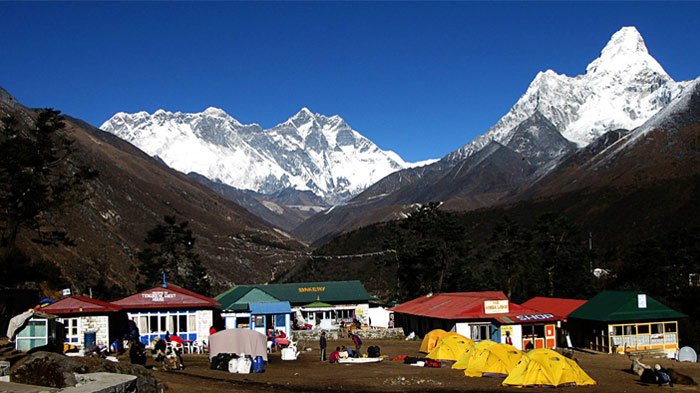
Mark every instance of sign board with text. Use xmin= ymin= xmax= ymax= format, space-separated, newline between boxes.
xmin=484 ymin=300 xmax=510 ymax=314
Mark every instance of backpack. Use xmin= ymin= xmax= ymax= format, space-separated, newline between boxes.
xmin=353 ymin=334 xmax=362 ymax=346
xmin=424 ymin=359 xmax=441 ymax=368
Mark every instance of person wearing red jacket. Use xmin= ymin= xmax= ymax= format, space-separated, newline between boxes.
xmin=329 ymin=346 xmax=340 ymax=363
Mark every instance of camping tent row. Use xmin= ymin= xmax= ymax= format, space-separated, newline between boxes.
xmin=420 ymin=331 xmax=595 ymax=387
xmin=393 ymin=290 xmax=687 ymax=357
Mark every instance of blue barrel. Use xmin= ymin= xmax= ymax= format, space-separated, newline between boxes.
xmin=84 ymin=331 xmax=97 ymax=349
xmin=252 ymin=356 xmax=265 ymax=373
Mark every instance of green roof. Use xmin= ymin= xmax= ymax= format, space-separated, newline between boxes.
xmin=304 ymin=301 xmax=333 ymax=308
xmin=216 ymin=287 xmax=281 ymax=311
xmin=569 ymin=291 xmax=687 ymax=322
xmin=216 ymin=280 xmax=371 ymax=308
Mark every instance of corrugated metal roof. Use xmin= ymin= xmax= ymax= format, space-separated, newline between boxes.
xmin=112 ymin=284 xmax=219 ymax=310
xmin=41 ymin=296 xmax=122 ymax=314
xmin=390 ymin=292 xmax=560 ymax=323
xmin=568 ymin=291 xmax=686 ymax=322
xmin=216 ymin=280 xmax=371 ymax=306
xmin=390 ymin=292 xmax=508 ymax=320
xmin=249 ymin=302 xmax=291 ymax=315
xmin=522 ymin=297 xmax=587 ymax=320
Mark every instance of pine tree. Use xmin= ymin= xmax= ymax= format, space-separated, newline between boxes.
xmin=137 ymin=215 xmax=211 ymax=295
xmin=0 ymin=109 xmax=97 ymax=282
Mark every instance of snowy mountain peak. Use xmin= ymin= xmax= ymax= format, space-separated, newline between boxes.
xmin=448 ymin=26 xmax=686 ymax=162
xmin=602 ymin=26 xmax=648 ymax=55
xmin=586 ymin=26 xmax=667 ymax=77
xmin=102 ymin=107 xmax=411 ymax=204
xmin=203 ymin=106 xmax=228 ymax=116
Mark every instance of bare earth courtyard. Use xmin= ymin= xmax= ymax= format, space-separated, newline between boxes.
xmin=149 ymin=339 xmax=700 ymax=393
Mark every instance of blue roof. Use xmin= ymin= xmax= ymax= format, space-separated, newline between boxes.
xmin=249 ymin=301 xmax=291 ymax=315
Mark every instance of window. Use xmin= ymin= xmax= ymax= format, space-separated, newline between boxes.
xmin=624 ymin=325 xmax=636 ymax=335
xmin=254 ymin=316 xmax=264 ymax=326
xmin=16 ymin=319 xmax=48 ymax=352
xmin=149 ymin=316 xmax=159 ymax=333
xmin=664 ymin=323 xmax=677 ymax=333
xmin=651 ymin=323 xmax=663 ymax=334
xmin=188 ymin=315 xmax=196 ymax=332
xmin=470 ymin=324 xmax=490 ymax=340
xmin=637 ymin=324 xmax=650 ymax=334
xmin=613 ymin=326 xmax=623 ymax=336
xmin=179 ymin=315 xmax=188 ymax=333
xmin=62 ymin=318 xmax=80 ymax=343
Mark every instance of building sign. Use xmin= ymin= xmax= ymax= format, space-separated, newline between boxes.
xmin=637 ymin=294 xmax=647 ymax=309
xmin=298 ymin=286 xmax=326 ymax=293
xmin=515 ymin=313 xmax=555 ymax=321
xmin=142 ymin=291 xmax=177 ymax=302
xmin=484 ymin=300 xmax=509 ymax=314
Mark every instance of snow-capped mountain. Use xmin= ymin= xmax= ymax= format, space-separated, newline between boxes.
xmin=447 ymin=26 xmax=688 ymax=162
xmin=293 ymin=26 xmax=697 ymax=243
xmin=101 ymin=107 xmax=409 ymax=204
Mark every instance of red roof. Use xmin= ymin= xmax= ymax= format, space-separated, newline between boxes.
xmin=111 ymin=284 xmax=219 ymax=310
xmin=41 ymin=296 xmax=122 ymax=314
xmin=390 ymin=291 xmax=559 ymax=323
xmin=522 ymin=297 xmax=587 ymax=320
xmin=390 ymin=291 xmax=508 ymax=320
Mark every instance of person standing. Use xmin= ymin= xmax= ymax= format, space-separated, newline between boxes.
xmin=504 ymin=331 xmax=513 ymax=345
xmin=319 ymin=331 xmax=327 ymax=361
xmin=350 ymin=331 xmax=362 ymax=357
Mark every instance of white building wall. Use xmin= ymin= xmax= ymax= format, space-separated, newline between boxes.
xmin=366 ymin=307 xmax=391 ymax=328
xmin=455 ymin=322 xmax=471 ymax=339
xmin=196 ymin=310 xmax=213 ymax=342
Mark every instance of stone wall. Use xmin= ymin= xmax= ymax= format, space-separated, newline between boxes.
xmin=291 ymin=328 xmax=405 ymax=341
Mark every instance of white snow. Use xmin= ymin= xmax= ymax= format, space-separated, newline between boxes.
xmin=101 ymin=107 xmax=414 ymax=204
xmin=448 ymin=26 xmax=688 ymax=162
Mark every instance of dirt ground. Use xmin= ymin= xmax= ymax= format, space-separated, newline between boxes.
xmin=148 ymin=339 xmax=700 ymax=393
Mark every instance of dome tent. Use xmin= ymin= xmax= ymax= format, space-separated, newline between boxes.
xmin=419 ymin=329 xmax=449 ymax=353
xmin=426 ymin=333 xmax=474 ymax=361
xmin=452 ymin=339 xmax=497 ymax=370
xmin=502 ymin=348 xmax=596 ymax=387
xmin=464 ymin=343 xmax=523 ymax=378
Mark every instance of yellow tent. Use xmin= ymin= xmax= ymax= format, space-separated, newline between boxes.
xmin=464 ymin=343 xmax=523 ymax=378
xmin=426 ymin=333 xmax=474 ymax=361
xmin=502 ymin=348 xmax=596 ymax=387
xmin=452 ymin=339 xmax=497 ymax=370
xmin=419 ymin=329 xmax=448 ymax=353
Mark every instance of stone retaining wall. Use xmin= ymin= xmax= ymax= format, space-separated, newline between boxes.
xmin=291 ymin=328 xmax=405 ymax=342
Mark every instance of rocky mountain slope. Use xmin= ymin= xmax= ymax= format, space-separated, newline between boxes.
xmin=0 ymin=87 xmax=308 ymax=295
xmin=294 ymin=26 xmax=695 ymax=244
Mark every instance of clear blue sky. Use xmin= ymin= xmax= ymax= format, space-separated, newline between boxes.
xmin=2 ymin=2 xmax=699 ymax=162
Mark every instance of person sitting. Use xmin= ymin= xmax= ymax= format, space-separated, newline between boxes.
xmin=153 ymin=337 xmax=167 ymax=362
xmin=329 ymin=346 xmax=341 ymax=363
xmin=654 ymin=364 xmax=673 ymax=387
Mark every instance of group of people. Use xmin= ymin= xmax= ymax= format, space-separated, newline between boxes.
xmin=320 ymin=330 xmax=363 ymax=363
xmin=267 ymin=329 xmax=289 ymax=351
xmin=152 ymin=334 xmax=185 ymax=370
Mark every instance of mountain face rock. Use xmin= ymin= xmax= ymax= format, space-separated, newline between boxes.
xmin=294 ymin=26 xmax=695 ymax=244
xmin=0 ymin=90 xmax=307 ymax=293
xmin=101 ymin=107 xmax=408 ymax=205
xmin=448 ymin=26 xmax=687 ymax=162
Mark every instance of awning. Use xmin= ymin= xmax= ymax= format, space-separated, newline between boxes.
xmin=249 ymin=301 xmax=291 ymax=315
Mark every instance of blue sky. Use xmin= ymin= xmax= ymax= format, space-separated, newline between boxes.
xmin=1 ymin=2 xmax=699 ymax=162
